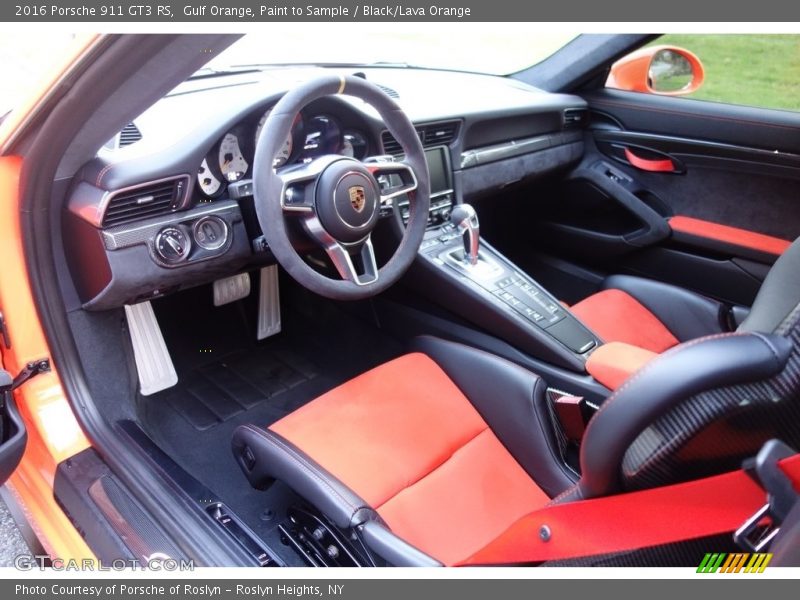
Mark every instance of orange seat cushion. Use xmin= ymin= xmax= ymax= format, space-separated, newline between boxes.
xmin=269 ymin=353 xmax=549 ymax=565
xmin=570 ymin=289 xmax=679 ymax=354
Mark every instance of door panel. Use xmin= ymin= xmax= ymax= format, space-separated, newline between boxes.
xmin=535 ymin=88 xmax=800 ymax=305
xmin=591 ymin=129 xmax=800 ymax=243
xmin=588 ymin=89 xmax=800 ymax=154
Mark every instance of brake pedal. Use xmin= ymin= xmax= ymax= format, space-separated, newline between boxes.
xmin=213 ymin=273 xmax=251 ymax=306
xmin=124 ymin=301 xmax=178 ymax=396
xmin=257 ymin=266 xmax=281 ymax=340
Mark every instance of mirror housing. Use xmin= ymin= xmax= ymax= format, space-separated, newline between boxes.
xmin=607 ymin=45 xmax=705 ymax=96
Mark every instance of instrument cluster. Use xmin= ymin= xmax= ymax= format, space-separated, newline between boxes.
xmin=196 ymin=108 xmax=371 ymax=198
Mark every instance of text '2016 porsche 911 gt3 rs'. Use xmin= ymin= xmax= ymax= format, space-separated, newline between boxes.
xmin=0 ymin=30 xmax=799 ymax=568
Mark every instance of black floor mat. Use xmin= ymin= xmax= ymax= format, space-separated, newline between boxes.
xmin=137 ymin=277 xmax=403 ymax=539
xmin=157 ymin=340 xmax=319 ymax=431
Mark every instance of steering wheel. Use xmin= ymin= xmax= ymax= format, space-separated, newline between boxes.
xmin=252 ymin=75 xmax=430 ymax=300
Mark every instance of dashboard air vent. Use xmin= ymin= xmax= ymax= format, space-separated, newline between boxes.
xmin=421 ymin=121 xmax=459 ymax=146
xmin=381 ymin=120 xmax=461 ymax=157
xmin=102 ymin=177 xmax=187 ymax=228
xmin=376 ymin=83 xmax=400 ymax=98
xmin=381 ymin=130 xmax=404 ymax=156
xmin=119 ymin=122 xmax=143 ymax=147
xmin=563 ymin=108 xmax=589 ymax=128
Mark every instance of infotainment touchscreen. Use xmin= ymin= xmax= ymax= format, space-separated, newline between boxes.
xmin=424 ymin=146 xmax=451 ymax=197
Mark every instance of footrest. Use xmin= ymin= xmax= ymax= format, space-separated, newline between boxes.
xmin=124 ymin=301 xmax=178 ymax=396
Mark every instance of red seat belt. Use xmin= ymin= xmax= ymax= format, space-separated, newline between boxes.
xmin=459 ymin=454 xmax=800 ymax=566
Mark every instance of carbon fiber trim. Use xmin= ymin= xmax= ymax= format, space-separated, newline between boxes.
xmin=621 ymin=301 xmax=800 ymax=491
xmin=102 ymin=201 xmax=241 ymax=250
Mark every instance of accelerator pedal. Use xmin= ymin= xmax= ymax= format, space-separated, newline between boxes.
xmin=213 ymin=273 xmax=251 ymax=306
xmin=124 ymin=301 xmax=178 ymax=396
xmin=257 ymin=265 xmax=281 ymax=340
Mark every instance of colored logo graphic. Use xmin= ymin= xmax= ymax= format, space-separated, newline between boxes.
xmin=697 ymin=553 xmax=772 ymax=573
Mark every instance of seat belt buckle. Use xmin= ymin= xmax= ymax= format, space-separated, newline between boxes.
xmin=734 ymin=439 xmax=798 ymax=552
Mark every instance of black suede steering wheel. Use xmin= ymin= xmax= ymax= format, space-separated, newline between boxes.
xmin=252 ymin=75 xmax=430 ymax=301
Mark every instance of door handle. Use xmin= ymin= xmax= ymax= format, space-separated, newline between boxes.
xmin=624 ymin=147 xmax=676 ymax=172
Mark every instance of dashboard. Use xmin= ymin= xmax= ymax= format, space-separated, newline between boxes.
xmin=196 ymin=108 xmax=373 ymax=199
xmin=63 ymin=66 xmax=588 ymax=311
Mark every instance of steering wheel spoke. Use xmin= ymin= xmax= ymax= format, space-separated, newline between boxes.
xmin=366 ymin=161 xmax=419 ymax=209
xmin=302 ymin=214 xmax=378 ymax=286
xmin=278 ymin=155 xmax=343 ymax=213
xmin=325 ymin=238 xmax=379 ymax=286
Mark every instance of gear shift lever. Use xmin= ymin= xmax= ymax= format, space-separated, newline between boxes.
xmin=450 ymin=203 xmax=480 ymax=265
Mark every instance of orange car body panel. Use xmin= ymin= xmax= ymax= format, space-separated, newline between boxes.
xmin=0 ymin=155 xmax=93 ymax=559
xmin=607 ymin=45 xmax=705 ymax=96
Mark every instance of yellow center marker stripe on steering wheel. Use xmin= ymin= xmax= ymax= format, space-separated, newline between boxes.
xmin=337 ymin=75 xmax=346 ymax=94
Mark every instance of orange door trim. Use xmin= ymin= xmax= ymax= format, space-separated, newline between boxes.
xmin=0 ymin=156 xmax=93 ymax=560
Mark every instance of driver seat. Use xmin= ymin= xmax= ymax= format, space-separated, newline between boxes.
xmin=233 ymin=310 xmax=800 ymax=565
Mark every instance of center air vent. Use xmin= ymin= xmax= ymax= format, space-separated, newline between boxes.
xmin=102 ymin=177 xmax=188 ymax=228
xmin=381 ymin=120 xmax=460 ymax=157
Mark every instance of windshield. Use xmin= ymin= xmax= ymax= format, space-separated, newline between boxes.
xmin=0 ymin=32 xmax=79 ymax=115
xmin=0 ymin=27 xmax=576 ymax=116
xmin=206 ymin=25 xmax=577 ymax=76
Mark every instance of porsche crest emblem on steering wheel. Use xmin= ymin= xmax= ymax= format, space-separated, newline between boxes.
xmin=348 ymin=186 xmax=366 ymax=213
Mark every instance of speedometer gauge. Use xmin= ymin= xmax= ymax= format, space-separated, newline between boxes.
xmin=218 ymin=133 xmax=248 ymax=182
xmin=197 ymin=158 xmax=222 ymax=196
xmin=255 ymin=109 xmax=297 ymax=167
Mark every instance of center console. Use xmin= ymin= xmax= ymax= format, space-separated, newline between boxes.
xmin=397 ymin=146 xmax=455 ymax=228
xmin=398 ymin=146 xmax=600 ymax=373
xmin=417 ymin=223 xmax=598 ymax=365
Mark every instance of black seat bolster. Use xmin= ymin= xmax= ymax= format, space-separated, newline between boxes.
xmin=412 ymin=336 xmax=577 ymax=498
xmin=360 ymin=521 xmax=442 ymax=567
xmin=740 ymin=236 xmax=800 ymax=334
xmin=578 ymin=332 xmax=793 ymax=499
xmin=603 ymin=274 xmax=727 ymax=341
xmin=231 ymin=425 xmax=377 ymax=529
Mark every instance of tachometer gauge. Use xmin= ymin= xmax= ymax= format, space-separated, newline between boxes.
xmin=197 ymin=158 xmax=222 ymax=197
xmin=218 ymin=133 xmax=248 ymax=182
xmin=255 ymin=109 xmax=298 ymax=167
xmin=303 ymin=115 xmax=341 ymax=160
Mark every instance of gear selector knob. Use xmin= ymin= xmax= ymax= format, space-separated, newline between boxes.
xmin=450 ymin=203 xmax=479 ymax=265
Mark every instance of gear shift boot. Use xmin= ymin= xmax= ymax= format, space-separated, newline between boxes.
xmin=444 ymin=247 xmax=503 ymax=280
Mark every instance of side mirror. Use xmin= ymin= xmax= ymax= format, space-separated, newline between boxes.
xmin=607 ymin=45 xmax=705 ymax=96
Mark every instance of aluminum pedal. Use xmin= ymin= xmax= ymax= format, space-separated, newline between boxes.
xmin=124 ymin=301 xmax=178 ymax=396
xmin=213 ymin=273 xmax=251 ymax=306
xmin=257 ymin=266 xmax=281 ymax=340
